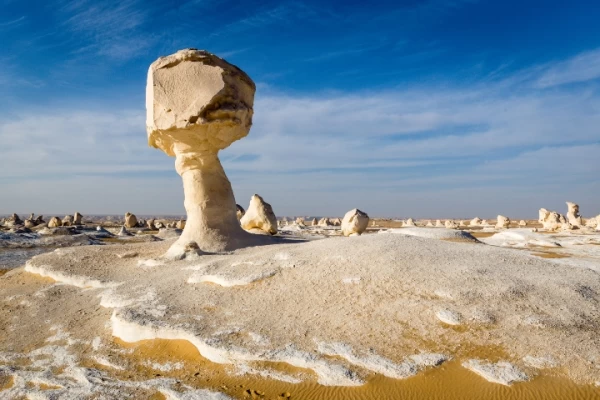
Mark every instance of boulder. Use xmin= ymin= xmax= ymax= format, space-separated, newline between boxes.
xmin=240 ymin=194 xmax=278 ymax=235
xmin=124 ymin=212 xmax=138 ymax=228
xmin=73 ymin=212 xmax=83 ymax=225
xmin=341 ymin=209 xmax=369 ymax=237
xmin=48 ymin=217 xmax=62 ymax=228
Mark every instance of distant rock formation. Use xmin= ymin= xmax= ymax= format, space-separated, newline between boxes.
xmin=118 ymin=226 xmax=133 ymax=236
xmin=470 ymin=217 xmax=482 ymax=226
xmin=332 ymin=218 xmax=342 ymax=226
xmin=404 ymin=218 xmax=416 ymax=227
xmin=435 ymin=220 xmax=444 ymax=227
xmin=48 ymin=217 xmax=62 ymax=228
xmin=566 ymin=202 xmax=583 ymax=227
xmin=176 ymin=219 xmax=186 ymax=230
xmin=426 ymin=220 xmax=434 ymax=227
xmin=538 ymin=208 xmax=566 ymax=231
xmin=341 ymin=209 xmax=369 ymax=236
xmin=240 ymin=194 xmax=278 ymax=235
xmin=495 ymin=215 xmax=510 ymax=229
xmin=147 ymin=219 xmax=156 ymax=230
xmin=295 ymin=217 xmax=305 ymax=226
xmin=519 ymin=220 xmax=527 ymax=227
xmin=62 ymin=215 xmax=73 ymax=227
xmin=445 ymin=220 xmax=458 ymax=229
xmin=311 ymin=218 xmax=318 ymax=226
xmin=318 ymin=217 xmax=332 ymax=227
xmin=124 ymin=212 xmax=138 ymax=228
xmin=73 ymin=212 xmax=83 ymax=225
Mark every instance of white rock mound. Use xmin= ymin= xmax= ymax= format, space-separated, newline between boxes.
xmin=240 ymin=194 xmax=278 ymax=235
xmin=495 ymin=215 xmax=510 ymax=229
xmin=341 ymin=209 xmax=369 ymax=237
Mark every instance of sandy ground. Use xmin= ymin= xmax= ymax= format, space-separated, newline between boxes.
xmin=1 ymin=223 xmax=600 ymax=399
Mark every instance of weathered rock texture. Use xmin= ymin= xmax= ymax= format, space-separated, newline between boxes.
xmin=147 ymin=49 xmax=265 ymax=256
xmin=124 ymin=213 xmax=138 ymax=229
xmin=566 ymin=202 xmax=583 ymax=227
xmin=240 ymin=194 xmax=277 ymax=235
xmin=495 ymin=215 xmax=510 ymax=229
xmin=48 ymin=217 xmax=62 ymax=228
xmin=341 ymin=209 xmax=369 ymax=236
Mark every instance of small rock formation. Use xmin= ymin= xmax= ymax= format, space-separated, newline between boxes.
xmin=295 ymin=217 xmax=305 ymax=226
xmin=426 ymin=220 xmax=434 ymax=227
xmin=332 ymin=218 xmax=342 ymax=226
xmin=341 ymin=209 xmax=369 ymax=237
xmin=445 ymin=220 xmax=458 ymax=229
xmin=118 ymin=226 xmax=133 ymax=236
xmin=459 ymin=220 xmax=466 ymax=227
xmin=147 ymin=219 xmax=156 ymax=230
xmin=519 ymin=220 xmax=527 ymax=227
xmin=404 ymin=218 xmax=416 ymax=227
xmin=146 ymin=49 xmax=262 ymax=256
xmin=176 ymin=219 xmax=186 ymax=229
xmin=538 ymin=208 xmax=566 ymax=231
xmin=585 ymin=216 xmax=598 ymax=229
xmin=470 ymin=217 xmax=482 ymax=226
xmin=240 ymin=194 xmax=278 ymax=235
xmin=566 ymin=202 xmax=583 ymax=227
xmin=73 ymin=212 xmax=83 ymax=225
xmin=35 ymin=215 xmax=44 ymax=225
xmin=48 ymin=217 xmax=62 ymax=228
xmin=236 ymin=204 xmax=245 ymax=220
xmin=495 ymin=215 xmax=510 ymax=229
xmin=7 ymin=213 xmax=23 ymax=227
xmin=318 ymin=217 xmax=332 ymax=227
xmin=311 ymin=218 xmax=318 ymax=226
xmin=155 ymin=221 xmax=165 ymax=229
xmin=124 ymin=212 xmax=138 ymax=228
xmin=62 ymin=215 xmax=73 ymax=227
xmin=435 ymin=220 xmax=444 ymax=228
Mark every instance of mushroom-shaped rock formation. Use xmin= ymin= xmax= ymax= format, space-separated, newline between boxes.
xmin=240 ymin=194 xmax=278 ymax=235
xmin=566 ymin=202 xmax=583 ymax=227
xmin=48 ymin=217 xmax=62 ymax=228
xmin=495 ymin=215 xmax=510 ymax=229
xmin=62 ymin=215 xmax=73 ymax=227
xmin=124 ymin=212 xmax=138 ymax=228
xmin=341 ymin=209 xmax=369 ymax=237
xmin=236 ymin=204 xmax=245 ymax=220
xmin=147 ymin=49 xmax=268 ymax=256
xmin=470 ymin=217 xmax=482 ymax=226
xmin=73 ymin=212 xmax=83 ymax=225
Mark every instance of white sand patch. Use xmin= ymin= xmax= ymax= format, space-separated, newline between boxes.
xmin=25 ymin=261 xmax=120 ymax=289
xmin=342 ymin=277 xmax=361 ymax=284
xmin=462 ymin=359 xmax=529 ymax=385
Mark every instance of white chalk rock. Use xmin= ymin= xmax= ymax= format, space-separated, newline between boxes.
xmin=445 ymin=220 xmax=458 ymax=229
xmin=48 ymin=217 xmax=62 ymax=228
xmin=519 ymin=220 xmax=527 ymax=227
xmin=538 ymin=208 xmax=565 ymax=231
xmin=240 ymin=194 xmax=278 ymax=235
xmin=435 ymin=220 xmax=444 ymax=228
xmin=62 ymin=215 xmax=73 ymax=227
xmin=73 ymin=212 xmax=83 ymax=225
xmin=147 ymin=219 xmax=156 ymax=230
xmin=118 ymin=226 xmax=133 ymax=236
xmin=404 ymin=218 xmax=416 ymax=227
xmin=341 ymin=209 xmax=369 ymax=237
xmin=318 ymin=217 xmax=332 ymax=227
xmin=426 ymin=220 xmax=434 ymax=227
xmin=124 ymin=212 xmax=138 ymax=228
xmin=566 ymin=201 xmax=583 ymax=227
xmin=176 ymin=219 xmax=186 ymax=229
xmin=147 ymin=49 xmax=264 ymax=256
xmin=470 ymin=217 xmax=482 ymax=226
xmin=495 ymin=215 xmax=510 ymax=229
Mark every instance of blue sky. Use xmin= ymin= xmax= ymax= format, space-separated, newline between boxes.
xmin=0 ymin=0 xmax=599 ymax=218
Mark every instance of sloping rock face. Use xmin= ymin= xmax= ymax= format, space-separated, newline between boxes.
xmin=240 ymin=194 xmax=278 ymax=235
xmin=146 ymin=49 xmax=268 ymax=257
xmin=341 ymin=209 xmax=369 ymax=236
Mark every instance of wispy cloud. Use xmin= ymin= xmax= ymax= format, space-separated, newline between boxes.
xmin=0 ymin=15 xmax=25 ymax=29
xmin=536 ymin=48 xmax=600 ymax=88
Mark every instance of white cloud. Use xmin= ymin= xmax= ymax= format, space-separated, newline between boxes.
xmin=536 ymin=48 xmax=600 ymax=88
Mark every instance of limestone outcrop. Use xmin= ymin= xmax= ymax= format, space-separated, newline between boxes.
xmin=62 ymin=215 xmax=73 ymax=227
xmin=519 ymin=220 xmax=527 ymax=227
xmin=435 ymin=220 xmax=444 ymax=227
xmin=147 ymin=49 xmax=263 ymax=257
xmin=295 ymin=217 xmax=305 ymax=226
xmin=332 ymin=218 xmax=342 ymax=226
xmin=566 ymin=202 xmax=583 ymax=227
xmin=470 ymin=217 xmax=482 ymax=226
xmin=318 ymin=218 xmax=332 ymax=227
xmin=73 ymin=212 xmax=83 ymax=225
xmin=341 ymin=209 xmax=369 ymax=236
xmin=445 ymin=220 xmax=458 ymax=229
xmin=495 ymin=215 xmax=510 ymax=229
xmin=240 ymin=194 xmax=277 ymax=235
xmin=426 ymin=220 xmax=434 ymax=227
xmin=538 ymin=208 xmax=566 ymax=231
xmin=48 ymin=217 xmax=62 ymax=228
xmin=404 ymin=218 xmax=416 ymax=227
xmin=124 ymin=213 xmax=138 ymax=228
